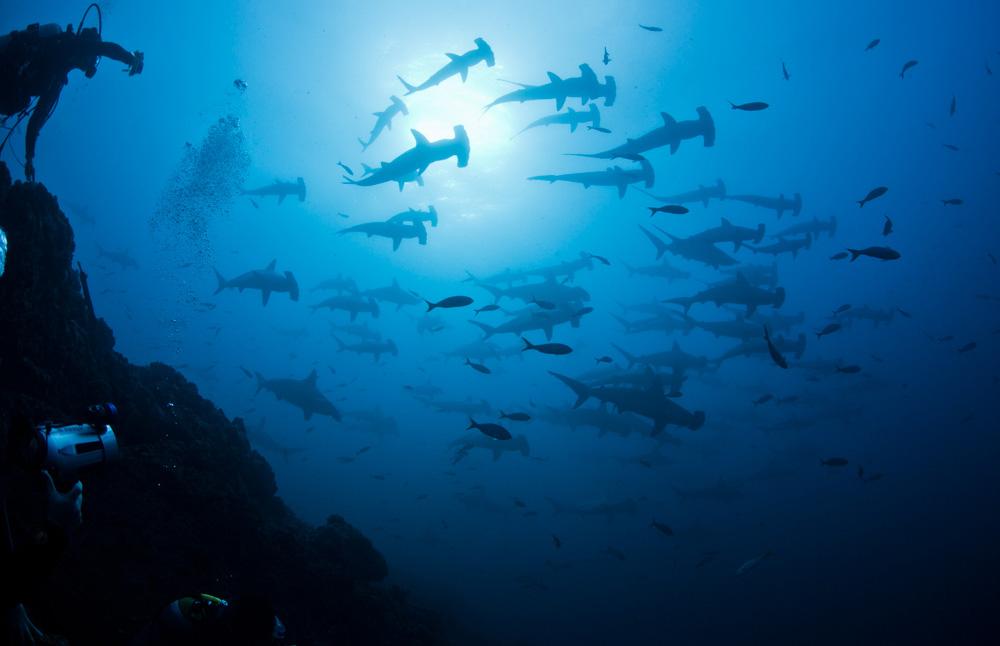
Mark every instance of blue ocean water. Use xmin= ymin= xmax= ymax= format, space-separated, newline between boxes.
xmin=3 ymin=1 xmax=999 ymax=643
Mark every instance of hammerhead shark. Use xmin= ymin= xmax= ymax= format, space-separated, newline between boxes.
xmin=358 ymin=95 xmax=409 ymax=151
xmin=344 ymin=126 xmax=470 ymax=188
xmin=639 ymin=225 xmax=738 ymax=268
xmin=513 ymin=104 xmax=601 ymax=137
xmin=339 ymin=220 xmax=428 ymax=251
xmin=213 ymin=259 xmax=299 ymax=306
xmin=387 ymin=205 xmax=438 ymax=227
xmin=636 ymin=178 xmax=727 ymax=207
xmin=254 ymin=368 xmax=341 ymax=421
xmin=665 ymin=272 xmax=786 ymax=316
xmin=398 ymin=38 xmax=496 ymax=95
xmin=528 ymin=156 xmax=654 ymax=198
xmin=241 ymin=177 xmax=306 ymax=203
xmin=549 ymin=371 xmax=706 ymax=434
xmin=727 ymin=192 xmax=802 ymax=218
xmin=571 ymin=107 xmax=715 ymax=159
xmin=359 ymin=162 xmax=424 ymax=191
xmin=485 ymin=63 xmax=616 ymax=111
xmin=771 ymin=216 xmax=837 ymax=239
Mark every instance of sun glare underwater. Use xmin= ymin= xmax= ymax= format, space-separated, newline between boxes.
xmin=1 ymin=0 xmax=1000 ymax=644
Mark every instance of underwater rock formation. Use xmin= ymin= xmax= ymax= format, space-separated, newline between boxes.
xmin=0 ymin=162 xmax=440 ymax=644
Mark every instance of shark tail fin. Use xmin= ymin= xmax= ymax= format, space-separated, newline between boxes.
xmin=848 ymin=249 xmax=861 ymax=262
xmin=548 ymin=371 xmax=591 ymax=408
xmin=397 ymin=75 xmax=418 ymax=95
xmin=213 ymin=268 xmax=227 ymax=294
xmin=254 ymin=372 xmax=265 ymax=395
xmin=612 ymin=342 xmax=638 ymax=368
xmin=469 ymin=320 xmax=496 ymax=339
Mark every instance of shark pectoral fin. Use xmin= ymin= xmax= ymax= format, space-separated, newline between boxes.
xmin=570 ymin=121 xmax=577 ymax=133
xmin=617 ymin=183 xmax=627 ymax=198
xmin=262 ymin=290 xmax=271 ymax=306
xmin=492 ymin=449 xmax=502 ymax=461
xmin=670 ymin=140 xmax=679 ymax=154
xmin=416 ymin=175 xmax=425 ymax=186
xmin=544 ymin=325 xmax=553 ymax=341
xmin=556 ymin=95 xmax=566 ymax=111
xmin=393 ymin=238 xmax=402 ymax=251
xmin=459 ymin=66 xmax=468 ymax=82
xmin=278 ymin=194 xmax=286 ymax=203
xmin=397 ymin=181 xmax=405 ymax=191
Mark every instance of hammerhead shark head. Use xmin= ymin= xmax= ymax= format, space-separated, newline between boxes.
xmin=387 ymin=205 xmax=438 ymax=227
xmin=339 ymin=220 xmax=428 ymax=251
xmin=241 ymin=177 xmax=306 ymax=203
xmin=485 ymin=63 xmax=616 ymax=111
xmin=344 ymin=126 xmax=470 ymax=188
xmin=398 ymin=38 xmax=496 ymax=95
xmin=513 ymin=104 xmax=600 ymax=137
xmin=359 ymin=95 xmax=409 ymax=151
xmin=636 ymin=178 xmax=727 ymax=207
xmin=572 ymin=107 xmax=715 ymax=159
xmin=528 ymin=156 xmax=654 ymax=198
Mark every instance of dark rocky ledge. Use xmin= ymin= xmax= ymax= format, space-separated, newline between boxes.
xmin=0 ymin=162 xmax=442 ymax=645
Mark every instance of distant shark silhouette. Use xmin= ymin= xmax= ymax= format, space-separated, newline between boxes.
xmin=514 ymin=104 xmax=601 ymax=138
xmin=728 ymin=192 xmax=802 ymax=218
xmin=571 ymin=107 xmax=715 ymax=159
xmin=636 ymin=178 xmax=726 ymax=207
xmin=213 ymin=259 xmax=299 ymax=306
xmin=398 ymin=38 xmax=495 ymax=95
xmin=344 ymin=126 xmax=470 ymax=188
xmin=359 ymin=95 xmax=409 ymax=151
xmin=339 ymin=220 xmax=428 ymax=251
xmin=528 ymin=156 xmax=653 ymax=198
xmin=485 ymin=63 xmax=615 ymax=111
xmin=241 ymin=177 xmax=306 ymax=203
xmin=255 ymin=368 xmax=341 ymax=421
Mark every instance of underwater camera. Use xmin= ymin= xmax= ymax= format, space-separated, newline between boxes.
xmin=15 ymin=404 xmax=120 ymax=478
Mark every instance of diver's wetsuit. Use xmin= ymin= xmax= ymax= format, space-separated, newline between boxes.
xmin=0 ymin=23 xmax=142 ymax=180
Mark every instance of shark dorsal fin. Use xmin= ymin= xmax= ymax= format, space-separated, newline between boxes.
xmin=735 ymin=271 xmax=749 ymax=285
xmin=305 ymin=368 xmax=318 ymax=384
xmin=661 ymin=112 xmax=677 ymax=126
xmin=547 ymin=71 xmax=562 ymax=83
xmin=721 ymin=217 xmax=731 ymax=226
xmin=411 ymin=129 xmax=430 ymax=147
xmin=392 ymin=278 xmax=399 ymax=287
xmin=264 ymin=259 xmax=277 ymax=272
xmin=446 ymin=52 xmax=461 ymax=61
xmin=579 ymin=64 xmax=596 ymax=81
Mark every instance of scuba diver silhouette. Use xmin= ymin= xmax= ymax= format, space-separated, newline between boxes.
xmin=0 ymin=4 xmax=143 ymax=181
